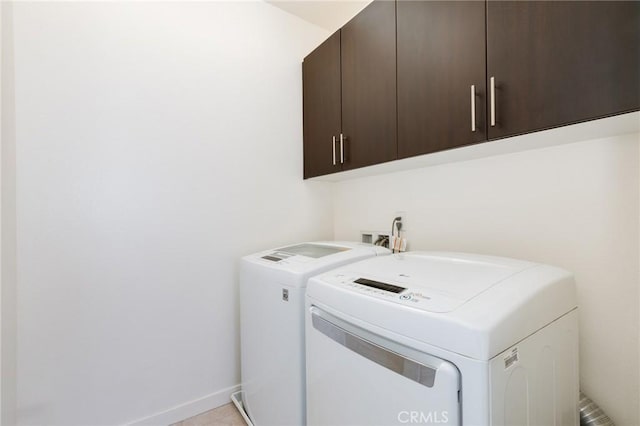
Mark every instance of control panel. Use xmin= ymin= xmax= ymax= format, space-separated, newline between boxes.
xmin=321 ymin=272 xmax=458 ymax=313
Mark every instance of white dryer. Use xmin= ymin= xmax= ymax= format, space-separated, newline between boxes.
xmin=305 ymin=252 xmax=579 ymax=426
xmin=240 ymin=242 xmax=389 ymax=426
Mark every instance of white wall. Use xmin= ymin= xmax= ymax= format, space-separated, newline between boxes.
xmin=1 ymin=1 xmax=3 ymax=422
xmin=9 ymin=2 xmax=331 ymax=425
xmin=333 ymin=129 xmax=640 ymax=425
xmin=1 ymin=1 xmax=18 ymax=424
xmin=6 ymin=1 xmax=639 ymax=425
xmin=266 ymin=0 xmax=371 ymax=31
xmin=1 ymin=1 xmax=3 ymax=420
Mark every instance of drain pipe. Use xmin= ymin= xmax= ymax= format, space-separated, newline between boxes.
xmin=580 ymin=392 xmax=615 ymax=426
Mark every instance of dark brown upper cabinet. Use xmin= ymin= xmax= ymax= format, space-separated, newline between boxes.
xmin=303 ymin=31 xmax=342 ymax=179
xmin=341 ymin=0 xmax=397 ymax=171
xmin=303 ymin=1 xmax=639 ymax=179
xmin=487 ymin=1 xmax=640 ymax=140
xmin=397 ymin=1 xmax=487 ymax=159
xmin=302 ymin=0 xmax=396 ymax=178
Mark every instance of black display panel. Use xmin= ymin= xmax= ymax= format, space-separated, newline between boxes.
xmin=354 ymin=278 xmax=406 ymax=294
xmin=262 ymin=255 xmax=282 ymax=262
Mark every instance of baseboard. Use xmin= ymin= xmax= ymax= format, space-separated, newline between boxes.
xmin=126 ymin=384 xmax=241 ymax=426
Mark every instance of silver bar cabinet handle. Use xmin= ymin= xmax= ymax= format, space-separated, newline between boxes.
xmin=332 ymin=136 xmax=337 ymax=166
xmin=339 ymin=133 xmax=345 ymax=164
xmin=490 ymin=76 xmax=496 ymax=127
xmin=470 ymin=85 xmax=476 ymax=132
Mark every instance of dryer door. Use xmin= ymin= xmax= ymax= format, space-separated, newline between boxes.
xmin=307 ymin=306 xmax=461 ymax=426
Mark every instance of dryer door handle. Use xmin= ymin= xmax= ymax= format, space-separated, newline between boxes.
xmin=310 ymin=307 xmax=437 ymax=388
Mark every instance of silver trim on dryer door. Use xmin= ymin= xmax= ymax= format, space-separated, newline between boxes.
xmin=311 ymin=308 xmax=437 ymax=388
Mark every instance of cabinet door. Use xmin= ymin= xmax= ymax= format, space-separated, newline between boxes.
xmin=303 ymin=31 xmax=342 ymax=179
xmin=487 ymin=1 xmax=640 ymax=140
xmin=397 ymin=1 xmax=487 ymax=159
xmin=341 ymin=0 xmax=397 ymax=170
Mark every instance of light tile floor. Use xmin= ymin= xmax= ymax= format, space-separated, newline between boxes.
xmin=172 ymin=403 xmax=247 ymax=426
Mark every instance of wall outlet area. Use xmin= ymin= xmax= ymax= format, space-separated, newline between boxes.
xmin=361 ymin=213 xmax=408 ymax=250
xmin=394 ymin=211 xmax=407 ymax=233
xmin=361 ymin=231 xmax=391 ymax=246
xmin=361 ymin=230 xmax=408 ymax=252
xmin=361 ymin=212 xmax=408 ymax=252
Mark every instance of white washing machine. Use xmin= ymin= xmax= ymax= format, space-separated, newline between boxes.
xmin=240 ymin=242 xmax=389 ymax=426
xmin=305 ymin=252 xmax=579 ymax=426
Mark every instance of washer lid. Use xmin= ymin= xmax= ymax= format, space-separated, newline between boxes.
xmin=307 ymin=252 xmax=577 ymax=360
xmin=262 ymin=243 xmax=350 ymax=262
xmin=333 ymin=252 xmax=535 ymax=313
xmin=241 ymin=241 xmax=389 ymax=287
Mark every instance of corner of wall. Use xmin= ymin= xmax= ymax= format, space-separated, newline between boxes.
xmin=1 ymin=1 xmax=18 ymax=424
